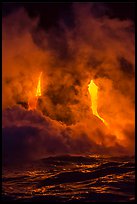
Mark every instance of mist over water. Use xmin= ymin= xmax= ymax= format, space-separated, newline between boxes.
xmin=2 ymin=105 xmax=133 ymax=165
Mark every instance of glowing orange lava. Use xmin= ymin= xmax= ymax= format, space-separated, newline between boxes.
xmin=88 ymin=80 xmax=108 ymax=126
xmin=36 ymin=72 xmax=42 ymax=97
xmin=28 ymin=72 xmax=42 ymax=110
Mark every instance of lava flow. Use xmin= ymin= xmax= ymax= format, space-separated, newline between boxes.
xmin=36 ymin=72 xmax=42 ymax=97
xmin=28 ymin=72 xmax=42 ymax=110
xmin=88 ymin=80 xmax=108 ymax=126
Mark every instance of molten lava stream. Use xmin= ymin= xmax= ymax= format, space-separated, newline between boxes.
xmin=28 ymin=72 xmax=42 ymax=110
xmin=36 ymin=72 xmax=42 ymax=97
xmin=88 ymin=80 xmax=108 ymax=127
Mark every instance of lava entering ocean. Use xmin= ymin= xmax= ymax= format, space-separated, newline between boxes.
xmin=2 ymin=3 xmax=135 ymax=163
xmin=2 ymin=3 xmax=135 ymax=203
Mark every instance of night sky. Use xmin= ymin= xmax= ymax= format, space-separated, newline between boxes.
xmin=2 ymin=3 xmax=135 ymax=30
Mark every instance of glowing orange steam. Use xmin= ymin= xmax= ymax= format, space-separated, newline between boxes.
xmin=28 ymin=72 xmax=42 ymax=110
xmin=88 ymin=80 xmax=108 ymax=126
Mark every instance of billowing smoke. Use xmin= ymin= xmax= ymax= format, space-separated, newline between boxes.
xmin=2 ymin=3 xmax=135 ymax=163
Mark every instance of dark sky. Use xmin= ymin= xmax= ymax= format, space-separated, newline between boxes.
xmin=2 ymin=3 xmax=135 ymax=30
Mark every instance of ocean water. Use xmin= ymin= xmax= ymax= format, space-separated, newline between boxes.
xmin=2 ymin=155 xmax=135 ymax=202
